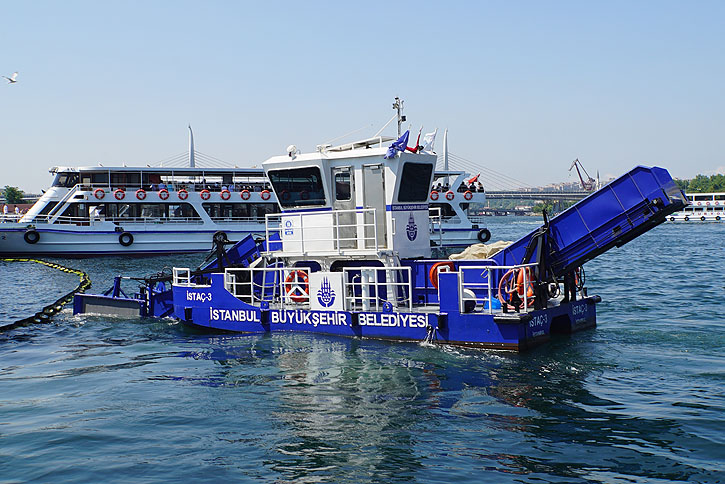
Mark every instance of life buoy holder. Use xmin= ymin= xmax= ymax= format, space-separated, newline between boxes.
xmin=178 ymin=189 xmax=188 ymax=200
xmin=114 ymin=189 xmax=125 ymax=200
xmin=118 ymin=232 xmax=134 ymax=247
xmin=429 ymin=261 xmax=455 ymax=290
xmin=445 ymin=191 xmax=455 ymax=201
xmin=261 ymin=190 xmax=271 ymax=200
xmin=498 ymin=267 xmax=535 ymax=309
xmin=240 ymin=190 xmax=251 ymax=200
xmin=158 ymin=189 xmax=169 ymax=200
xmin=136 ymin=189 xmax=146 ymax=200
xmin=464 ymin=191 xmax=473 ymax=201
xmin=284 ymin=270 xmax=309 ymax=303
xmin=220 ymin=189 xmax=231 ymax=200
xmin=200 ymin=190 xmax=211 ymax=200
xmin=24 ymin=229 xmax=40 ymax=244
xmin=430 ymin=191 xmax=439 ymax=201
xmin=477 ymin=228 xmax=491 ymax=243
xmin=94 ymin=188 xmax=105 ymax=200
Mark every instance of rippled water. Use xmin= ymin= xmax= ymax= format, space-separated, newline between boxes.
xmin=1 ymin=218 xmax=724 ymax=483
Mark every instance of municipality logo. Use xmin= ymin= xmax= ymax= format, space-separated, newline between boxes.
xmin=317 ymin=277 xmax=336 ymax=307
xmin=406 ymin=212 xmax=418 ymax=241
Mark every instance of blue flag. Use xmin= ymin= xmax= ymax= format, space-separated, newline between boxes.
xmin=384 ymin=130 xmax=410 ymax=159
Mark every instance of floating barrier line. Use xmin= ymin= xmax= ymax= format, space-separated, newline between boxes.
xmin=0 ymin=258 xmax=92 ymax=333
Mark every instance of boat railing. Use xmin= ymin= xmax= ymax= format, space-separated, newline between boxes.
xmin=224 ymin=266 xmax=309 ymax=308
xmin=428 ymin=208 xmax=443 ymax=245
xmin=457 ymin=262 xmax=538 ymax=314
xmin=70 ymin=182 xmax=272 ymax=195
xmin=21 ymin=214 xmax=206 ymax=226
xmin=342 ymin=266 xmax=412 ymax=311
xmin=173 ymin=268 xmax=196 ymax=287
xmin=0 ymin=214 xmax=23 ymax=223
xmin=264 ymin=208 xmax=380 ymax=255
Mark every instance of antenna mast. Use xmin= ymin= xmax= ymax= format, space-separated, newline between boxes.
xmin=392 ymin=97 xmax=406 ymax=137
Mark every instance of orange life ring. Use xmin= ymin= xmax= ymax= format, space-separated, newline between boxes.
xmin=136 ymin=189 xmax=146 ymax=200
xmin=261 ymin=190 xmax=271 ymax=200
xmin=220 ymin=189 xmax=231 ymax=200
xmin=178 ymin=189 xmax=188 ymax=200
xmin=464 ymin=190 xmax=473 ymax=201
xmin=697 ymin=202 xmax=701 ymax=206
xmin=94 ymin=188 xmax=105 ymax=200
xmin=114 ymin=189 xmax=125 ymax=200
xmin=445 ymin=191 xmax=455 ymax=201
xmin=240 ymin=190 xmax=251 ymax=200
xmin=429 ymin=261 xmax=455 ymax=290
xmin=284 ymin=270 xmax=309 ymax=303
xmin=158 ymin=189 xmax=169 ymax=200
xmin=430 ymin=191 xmax=439 ymax=201
xmin=498 ymin=267 xmax=535 ymax=308
xmin=200 ymin=190 xmax=211 ymax=200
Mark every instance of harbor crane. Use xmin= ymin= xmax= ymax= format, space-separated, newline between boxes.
xmin=569 ymin=158 xmax=597 ymax=191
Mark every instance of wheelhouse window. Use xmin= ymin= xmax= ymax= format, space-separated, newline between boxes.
xmin=52 ymin=172 xmax=80 ymax=188
xmin=268 ymin=167 xmax=326 ymax=208
xmin=397 ymin=162 xmax=433 ymax=202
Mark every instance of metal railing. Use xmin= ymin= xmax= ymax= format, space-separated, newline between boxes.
xmin=457 ymin=262 xmax=538 ymax=313
xmin=173 ymin=268 xmax=194 ymax=286
xmin=264 ymin=208 xmax=380 ymax=255
xmin=342 ymin=266 xmax=412 ymax=311
xmin=224 ymin=266 xmax=309 ymax=308
xmin=428 ymin=207 xmax=443 ymax=245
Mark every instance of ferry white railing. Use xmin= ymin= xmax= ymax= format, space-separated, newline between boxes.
xmin=264 ymin=208 xmax=379 ymax=255
xmin=428 ymin=208 xmax=443 ymax=246
xmin=224 ymin=266 xmax=310 ymax=308
xmin=457 ymin=262 xmax=538 ymax=314
xmin=342 ymin=266 xmax=412 ymax=311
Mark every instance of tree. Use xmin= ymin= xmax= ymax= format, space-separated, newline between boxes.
xmin=3 ymin=186 xmax=24 ymax=204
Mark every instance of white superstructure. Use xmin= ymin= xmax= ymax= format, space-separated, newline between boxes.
xmin=667 ymin=192 xmax=724 ymax=222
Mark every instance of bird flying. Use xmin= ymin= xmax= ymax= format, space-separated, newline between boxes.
xmin=3 ymin=72 xmax=18 ymax=83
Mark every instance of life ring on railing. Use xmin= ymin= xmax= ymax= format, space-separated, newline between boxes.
xmin=430 ymin=191 xmax=439 ymax=201
xmin=497 ymin=267 xmax=535 ymax=309
xmin=464 ymin=190 xmax=473 ymax=201
xmin=158 ymin=189 xmax=169 ymax=200
xmin=697 ymin=202 xmax=701 ymax=206
xmin=178 ymin=189 xmax=188 ymax=200
xmin=135 ymin=189 xmax=146 ymax=200
xmin=477 ymin=228 xmax=491 ymax=243
xmin=284 ymin=270 xmax=309 ymax=303
xmin=220 ymin=189 xmax=231 ymax=200
xmin=94 ymin=188 xmax=105 ymax=200
xmin=118 ymin=231 xmax=134 ymax=247
xmin=429 ymin=261 xmax=455 ymax=290
xmin=114 ymin=189 xmax=125 ymax=200
xmin=240 ymin=190 xmax=250 ymax=200
xmin=445 ymin=191 xmax=455 ymax=201
xmin=281 ymin=190 xmax=290 ymax=201
xmin=24 ymin=229 xmax=40 ymax=244
xmin=300 ymin=190 xmax=309 ymax=200
xmin=261 ymin=190 xmax=271 ymax=200
xmin=200 ymin=190 xmax=211 ymax=200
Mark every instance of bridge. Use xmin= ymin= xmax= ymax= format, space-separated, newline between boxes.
xmin=484 ymin=190 xmax=591 ymax=201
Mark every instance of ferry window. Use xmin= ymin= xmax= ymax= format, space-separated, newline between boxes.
xmin=91 ymin=173 xmax=110 ymax=185
xmin=430 ymin=203 xmax=457 ymax=221
xmin=335 ymin=172 xmax=351 ymax=201
xmin=694 ymin=207 xmax=704 ymax=212
xmin=398 ymin=162 xmax=433 ymax=202
xmin=52 ymin=173 xmax=80 ymax=188
xmin=268 ymin=167 xmax=326 ymax=208
xmin=38 ymin=202 xmax=58 ymax=215
xmin=167 ymin=204 xmax=199 ymax=219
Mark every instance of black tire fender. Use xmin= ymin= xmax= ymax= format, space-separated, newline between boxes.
xmin=24 ymin=230 xmax=40 ymax=244
xmin=119 ymin=232 xmax=134 ymax=247
xmin=477 ymin=228 xmax=491 ymax=244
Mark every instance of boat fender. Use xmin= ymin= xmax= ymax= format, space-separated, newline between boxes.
xmin=430 ymin=191 xmax=439 ymax=201
xmin=445 ymin=191 xmax=455 ymax=201
xmin=669 ymin=217 xmax=675 ymax=221
xmin=701 ymin=216 xmax=706 ymax=221
xmin=118 ymin=232 xmax=134 ymax=247
xmin=477 ymin=228 xmax=491 ymax=243
xmin=24 ymin=229 xmax=40 ymax=244
xmin=717 ymin=216 xmax=721 ymax=221
xmin=261 ymin=190 xmax=271 ymax=200
xmin=220 ymin=189 xmax=231 ymax=200
xmin=462 ymin=289 xmax=476 ymax=313
xmin=284 ymin=270 xmax=309 ymax=303
xmin=240 ymin=190 xmax=250 ymax=200
xmin=94 ymin=188 xmax=105 ymax=200
xmin=114 ymin=189 xmax=125 ymax=200
xmin=429 ymin=261 xmax=455 ymax=290
xmin=136 ymin=189 xmax=147 ymax=200
xmin=158 ymin=189 xmax=170 ymax=200
xmin=464 ymin=190 xmax=473 ymax=201
xmin=684 ymin=216 xmax=689 ymax=221
xmin=200 ymin=190 xmax=211 ymax=200
xmin=178 ymin=189 xmax=188 ymax=200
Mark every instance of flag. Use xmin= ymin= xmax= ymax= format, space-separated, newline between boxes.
xmin=406 ymin=126 xmax=423 ymax=153
xmin=384 ymin=130 xmax=410 ymax=159
xmin=421 ymin=128 xmax=437 ymax=153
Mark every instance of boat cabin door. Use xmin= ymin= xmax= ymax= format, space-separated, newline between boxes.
xmin=362 ymin=164 xmax=387 ymax=248
xmin=332 ymin=166 xmax=356 ymax=249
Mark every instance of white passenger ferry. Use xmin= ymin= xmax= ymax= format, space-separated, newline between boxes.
xmin=667 ymin=192 xmax=724 ymax=222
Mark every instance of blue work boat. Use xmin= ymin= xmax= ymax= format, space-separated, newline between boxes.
xmin=75 ymin=129 xmax=687 ymax=350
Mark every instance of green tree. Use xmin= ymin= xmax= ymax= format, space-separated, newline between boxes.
xmin=3 ymin=186 xmax=24 ymax=204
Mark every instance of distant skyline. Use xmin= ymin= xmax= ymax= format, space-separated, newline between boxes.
xmin=2 ymin=0 xmax=724 ymax=192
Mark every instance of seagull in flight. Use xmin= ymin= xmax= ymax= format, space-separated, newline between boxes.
xmin=3 ymin=72 xmax=18 ymax=83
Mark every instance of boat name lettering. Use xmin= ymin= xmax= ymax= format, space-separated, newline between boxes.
xmin=571 ymin=303 xmax=587 ymax=317
xmin=358 ymin=313 xmax=428 ymax=328
xmin=187 ymin=291 xmax=212 ymax=302
xmin=530 ymin=314 xmax=548 ymax=328
xmin=271 ymin=310 xmax=349 ymax=327
xmin=209 ymin=308 xmax=261 ymax=322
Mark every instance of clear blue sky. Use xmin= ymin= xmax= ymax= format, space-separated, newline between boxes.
xmin=2 ymin=0 xmax=723 ymax=192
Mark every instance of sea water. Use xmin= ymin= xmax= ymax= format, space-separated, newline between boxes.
xmin=1 ymin=218 xmax=723 ymax=483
